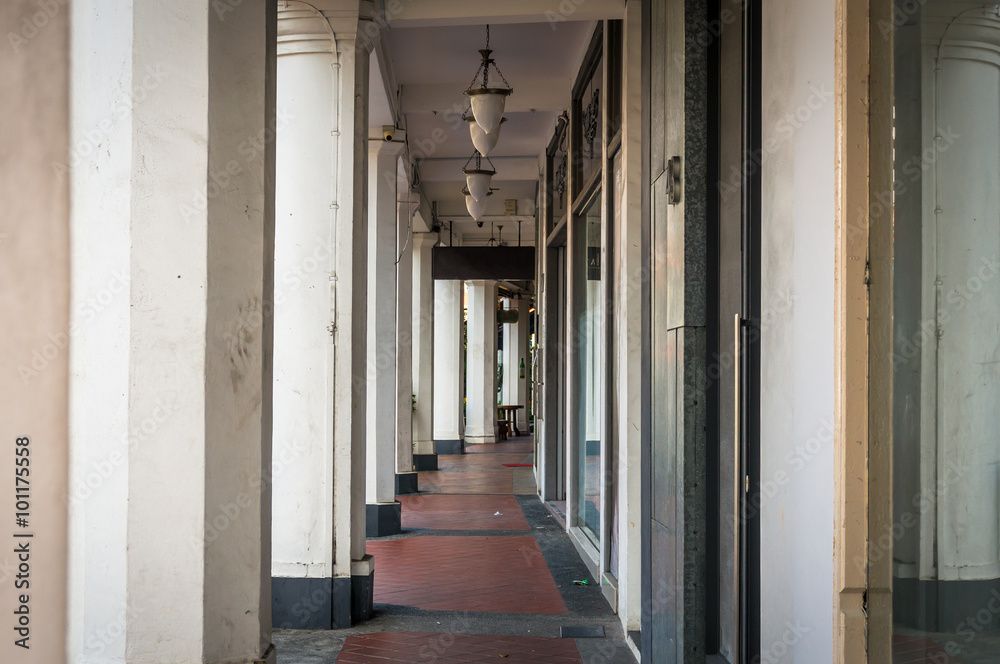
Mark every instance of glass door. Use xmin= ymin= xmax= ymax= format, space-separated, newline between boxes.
xmin=872 ymin=4 xmax=1000 ymax=661
xmin=575 ymin=191 xmax=604 ymax=545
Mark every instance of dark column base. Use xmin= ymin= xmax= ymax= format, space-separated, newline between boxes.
xmin=894 ymin=576 xmax=1000 ymax=632
xmin=395 ymin=471 xmax=419 ymax=495
xmin=351 ymin=559 xmax=375 ymax=623
xmin=272 ymin=573 xmax=372 ymax=629
xmin=435 ymin=439 xmax=464 ymax=455
xmin=366 ymin=501 xmax=402 ymax=537
xmin=333 ymin=576 xmax=352 ymax=628
xmin=272 ymin=576 xmax=335 ymax=629
xmin=413 ymin=453 xmax=438 ymax=470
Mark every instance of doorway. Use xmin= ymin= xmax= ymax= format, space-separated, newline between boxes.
xmin=642 ymin=0 xmax=761 ymax=661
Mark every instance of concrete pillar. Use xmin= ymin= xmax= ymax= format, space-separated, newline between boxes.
xmin=501 ymin=297 xmax=530 ymax=433
xmin=67 ymin=1 xmax=276 ymax=662
xmin=411 ymin=232 xmax=437 ymax=460
xmin=2 ymin=4 xmax=70 ymax=662
xmin=396 ymin=193 xmax=419 ymax=482
xmin=272 ymin=0 xmax=375 ymax=630
xmin=365 ymin=138 xmax=405 ymax=536
xmin=433 ymin=245 xmax=466 ymax=455
xmin=466 ymin=280 xmax=499 ymax=445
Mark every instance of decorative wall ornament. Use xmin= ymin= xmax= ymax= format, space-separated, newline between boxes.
xmin=582 ymin=87 xmax=600 ymax=157
xmin=553 ymin=155 xmax=567 ymax=198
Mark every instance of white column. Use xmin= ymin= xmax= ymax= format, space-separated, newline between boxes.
xmin=67 ymin=1 xmax=275 ymax=661
xmin=272 ymin=0 xmax=374 ymax=630
xmin=365 ymin=138 xmax=405 ymax=534
xmin=396 ymin=194 xmax=418 ymax=480
xmin=433 ymin=242 xmax=466 ymax=454
xmin=411 ymin=233 xmax=437 ymax=455
xmin=466 ymin=280 xmax=498 ymax=445
xmin=501 ymin=297 xmax=530 ymax=433
xmin=3 ymin=5 xmax=70 ymax=663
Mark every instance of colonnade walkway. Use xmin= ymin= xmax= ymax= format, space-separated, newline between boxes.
xmin=274 ymin=436 xmax=636 ymax=663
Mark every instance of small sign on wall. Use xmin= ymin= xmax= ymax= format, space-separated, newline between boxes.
xmin=587 ymin=246 xmax=601 ymax=280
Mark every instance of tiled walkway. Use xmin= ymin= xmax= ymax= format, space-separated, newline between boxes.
xmin=274 ymin=436 xmax=637 ymax=664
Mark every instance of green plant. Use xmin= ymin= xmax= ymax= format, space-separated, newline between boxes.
xmin=412 ymin=393 xmax=417 ymax=413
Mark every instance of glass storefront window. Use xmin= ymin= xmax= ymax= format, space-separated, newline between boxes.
xmin=885 ymin=4 xmax=1000 ymax=661
xmin=576 ymin=193 xmax=603 ymax=544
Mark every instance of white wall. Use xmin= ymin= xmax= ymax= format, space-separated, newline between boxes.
xmin=761 ymin=0 xmax=836 ymax=660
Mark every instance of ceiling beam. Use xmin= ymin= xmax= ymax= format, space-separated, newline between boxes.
xmin=417 ymin=157 xmax=540 ymax=182
xmin=435 ymin=214 xmax=535 ymax=223
xmin=382 ymin=0 xmax=625 ymax=27
xmin=400 ymin=79 xmax=570 ymax=115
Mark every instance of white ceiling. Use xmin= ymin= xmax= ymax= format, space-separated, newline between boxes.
xmin=374 ymin=14 xmax=608 ymax=245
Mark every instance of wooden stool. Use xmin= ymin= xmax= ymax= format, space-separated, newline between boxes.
xmin=497 ymin=418 xmax=509 ymax=440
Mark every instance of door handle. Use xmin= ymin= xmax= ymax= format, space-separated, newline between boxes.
xmin=666 ymin=156 xmax=681 ymax=205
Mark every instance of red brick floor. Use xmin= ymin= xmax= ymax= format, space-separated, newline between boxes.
xmin=367 ymin=535 xmax=568 ymax=615
xmin=398 ymin=494 xmax=530 ymax=531
xmin=337 ymin=632 xmax=583 ymax=664
xmin=418 ymin=453 xmax=534 ymax=495
xmin=892 ymin=634 xmax=963 ymax=663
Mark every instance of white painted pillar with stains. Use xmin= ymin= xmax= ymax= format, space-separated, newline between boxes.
xmin=396 ymin=191 xmax=419 ymax=482
xmin=411 ymin=232 xmax=437 ymax=458
xmin=66 ymin=1 xmax=276 ymax=661
xmin=433 ymin=241 xmax=466 ymax=455
xmin=465 ymin=279 xmax=498 ymax=445
xmin=272 ymin=0 xmax=376 ymax=630
xmin=501 ymin=296 xmax=530 ymax=433
xmin=365 ymin=137 xmax=405 ymax=535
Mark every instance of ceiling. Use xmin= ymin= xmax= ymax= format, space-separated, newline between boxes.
xmin=369 ymin=2 xmax=623 ymax=246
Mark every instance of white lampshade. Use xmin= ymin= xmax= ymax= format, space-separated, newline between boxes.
xmin=465 ymin=193 xmax=489 ymax=221
xmin=465 ymin=171 xmax=493 ymax=202
xmin=469 ymin=119 xmax=502 ymax=156
xmin=470 ymin=92 xmax=507 ymax=134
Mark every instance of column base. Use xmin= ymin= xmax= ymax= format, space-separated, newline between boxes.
xmin=271 ymin=577 xmax=336 ymax=629
xmin=435 ymin=438 xmax=464 ymax=455
xmin=366 ymin=501 xmax=402 ymax=537
xmin=413 ymin=454 xmax=438 ymax=471
xmin=351 ymin=555 xmax=375 ymax=624
xmin=333 ymin=576 xmax=352 ymax=628
xmin=256 ymin=644 xmax=277 ymax=664
xmin=894 ymin=576 xmax=1000 ymax=632
xmin=395 ymin=471 xmax=419 ymax=495
xmin=465 ymin=434 xmax=496 ymax=445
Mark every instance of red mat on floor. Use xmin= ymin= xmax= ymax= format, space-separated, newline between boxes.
xmin=503 ymin=463 xmax=533 ymax=467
